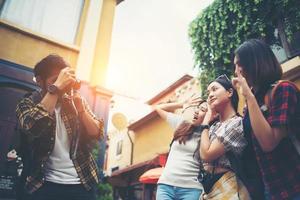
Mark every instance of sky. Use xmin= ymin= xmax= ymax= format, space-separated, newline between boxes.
xmin=105 ymin=0 xmax=214 ymax=102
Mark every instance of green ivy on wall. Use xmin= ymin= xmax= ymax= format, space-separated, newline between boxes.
xmin=189 ymin=0 xmax=300 ymax=95
xmin=92 ymin=143 xmax=113 ymax=200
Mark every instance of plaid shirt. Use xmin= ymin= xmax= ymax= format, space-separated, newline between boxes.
xmin=247 ymin=82 xmax=300 ymax=200
xmin=16 ymin=91 xmax=104 ymax=193
xmin=204 ymin=115 xmax=247 ymax=169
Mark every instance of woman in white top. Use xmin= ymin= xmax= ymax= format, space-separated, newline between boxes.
xmin=153 ymin=98 xmax=207 ymax=200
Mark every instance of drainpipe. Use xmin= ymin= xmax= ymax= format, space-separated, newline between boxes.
xmin=126 ymin=129 xmax=134 ymax=165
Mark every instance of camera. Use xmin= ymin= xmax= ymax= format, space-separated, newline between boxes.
xmin=73 ymin=79 xmax=81 ymax=90
xmin=63 ymin=79 xmax=81 ymax=94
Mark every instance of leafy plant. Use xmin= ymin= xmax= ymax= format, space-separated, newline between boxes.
xmin=96 ymin=182 xmax=113 ymax=200
xmin=92 ymin=141 xmax=113 ymax=200
xmin=189 ymin=0 xmax=300 ymax=94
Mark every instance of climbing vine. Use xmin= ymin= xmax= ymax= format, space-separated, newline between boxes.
xmin=189 ymin=0 xmax=300 ymax=94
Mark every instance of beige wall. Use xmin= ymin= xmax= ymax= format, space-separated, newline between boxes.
xmin=0 ymin=21 xmax=79 ymax=68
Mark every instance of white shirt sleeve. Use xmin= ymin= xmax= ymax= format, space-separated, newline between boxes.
xmin=166 ymin=113 xmax=184 ymax=130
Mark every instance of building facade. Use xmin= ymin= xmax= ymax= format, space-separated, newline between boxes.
xmin=0 ymin=0 xmax=123 ymax=198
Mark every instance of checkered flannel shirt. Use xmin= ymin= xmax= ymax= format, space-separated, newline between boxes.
xmin=16 ymin=92 xmax=104 ymax=193
xmin=204 ymin=115 xmax=247 ymax=169
xmin=251 ymin=82 xmax=300 ymax=199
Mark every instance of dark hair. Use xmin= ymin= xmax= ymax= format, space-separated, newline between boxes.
xmin=234 ymin=39 xmax=282 ymax=95
xmin=34 ymin=54 xmax=69 ymax=79
xmin=230 ymin=87 xmax=239 ymax=113
xmin=214 ymin=74 xmax=239 ymax=113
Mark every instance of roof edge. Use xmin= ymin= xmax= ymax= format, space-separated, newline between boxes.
xmin=146 ymin=74 xmax=193 ymax=105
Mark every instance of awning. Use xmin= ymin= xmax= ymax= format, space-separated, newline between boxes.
xmin=139 ymin=167 xmax=164 ymax=184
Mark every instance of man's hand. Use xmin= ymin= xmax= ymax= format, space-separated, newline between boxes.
xmin=54 ymin=67 xmax=76 ymax=91
xmin=73 ymin=92 xmax=85 ymax=114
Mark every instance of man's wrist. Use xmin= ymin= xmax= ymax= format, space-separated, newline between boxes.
xmin=47 ymin=84 xmax=60 ymax=96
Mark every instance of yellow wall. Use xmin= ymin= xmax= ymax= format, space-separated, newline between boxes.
xmin=106 ymin=118 xmax=173 ymax=172
xmin=132 ymin=117 xmax=173 ymax=164
xmin=0 ymin=21 xmax=79 ymax=68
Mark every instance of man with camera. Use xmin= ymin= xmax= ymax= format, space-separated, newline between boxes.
xmin=16 ymin=54 xmax=104 ymax=200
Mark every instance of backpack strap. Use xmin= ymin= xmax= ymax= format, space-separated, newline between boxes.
xmin=264 ymin=80 xmax=300 ymax=156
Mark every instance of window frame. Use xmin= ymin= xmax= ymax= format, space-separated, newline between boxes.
xmin=0 ymin=0 xmax=85 ymax=45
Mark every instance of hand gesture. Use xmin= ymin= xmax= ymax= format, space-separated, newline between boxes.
xmin=54 ymin=67 xmax=76 ymax=91
xmin=183 ymin=96 xmax=203 ymax=110
xmin=73 ymin=92 xmax=85 ymax=113
xmin=202 ymin=104 xmax=217 ymax=125
xmin=232 ymin=69 xmax=253 ymax=100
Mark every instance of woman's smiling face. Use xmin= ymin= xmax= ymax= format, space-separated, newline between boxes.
xmin=207 ymin=81 xmax=231 ymax=112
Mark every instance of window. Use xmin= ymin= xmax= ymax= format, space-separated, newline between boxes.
xmin=271 ymin=19 xmax=300 ymax=63
xmin=271 ymin=43 xmax=288 ymax=63
xmin=0 ymin=0 xmax=84 ymax=44
xmin=116 ymin=139 xmax=123 ymax=156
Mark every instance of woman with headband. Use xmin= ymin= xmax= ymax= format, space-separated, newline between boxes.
xmin=199 ymin=74 xmax=250 ymax=199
